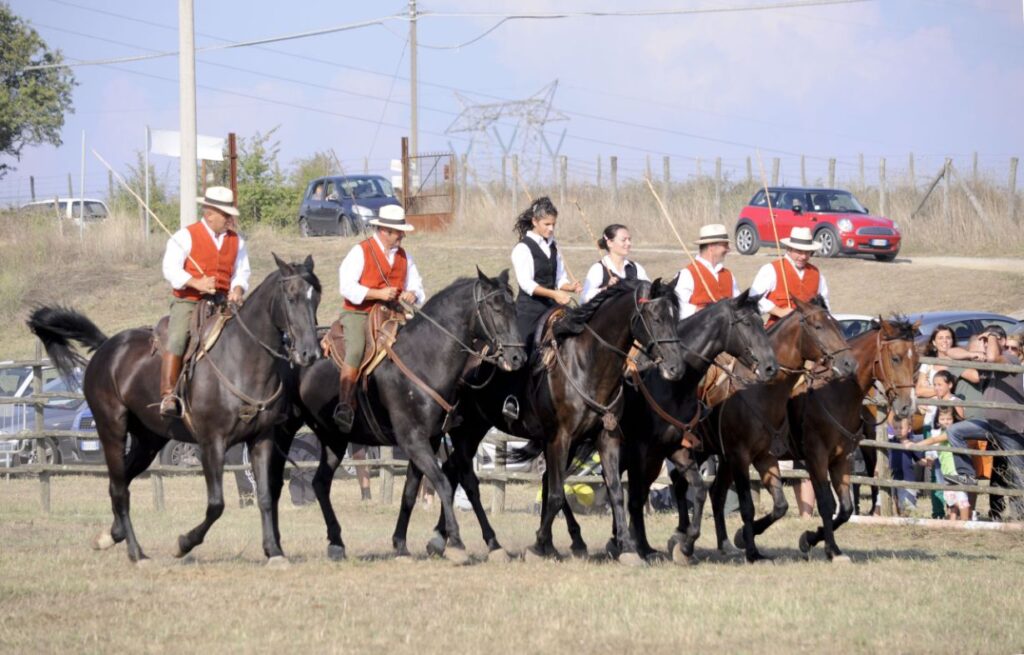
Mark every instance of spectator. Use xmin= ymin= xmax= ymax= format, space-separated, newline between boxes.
xmin=922 ymin=370 xmax=965 ymax=427
xmin=944 ymin=327 xmax=1024 ymax=498
xmin=886 ymin=417 xmax=924 ymax=515
xmin=955 ymin=336 xmax=993 ymax=505
xmin=916 ymin=325 xmax=963 ymax=399
xmin=916 ymin=407 xmax=971 ymax=520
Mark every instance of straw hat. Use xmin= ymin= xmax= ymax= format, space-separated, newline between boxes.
xmin=694 ymin=223 xmax=730 ymax=246
xmin=368 ymin=204 xmax=415 ymax=232
xmin=780 ymin=226 xmax=822 ymax=252
xmin=196 ymin=186 xmax=239 ymax=217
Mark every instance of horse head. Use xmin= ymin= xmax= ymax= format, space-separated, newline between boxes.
xmin=474 ymin=267 xmax=527 ymax=372
xmin=874 ymin=317 xmax=919 ymax=419
xmin=633 ymin=277 xmax=685 ymax=381
xmin=789 ymin=296 xmax=857 ymax=378
xmin=270 ymin=253 xmax=322 ymax=368
xmin=722 ymin=289 xmax=778 ymax=382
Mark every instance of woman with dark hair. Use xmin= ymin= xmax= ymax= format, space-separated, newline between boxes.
xmin=509 ymin=197 xmax=581 ymax=341
xmin=916 ymin=324 xmax=960 ymax=399
xmin=580 ymin=224 xmax=649 ymax=303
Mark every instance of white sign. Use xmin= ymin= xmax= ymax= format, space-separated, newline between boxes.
xmin=148 ymin=129 xmax=225 ymax=161
xmin=389 ymin=159 xmax=403 ymax=173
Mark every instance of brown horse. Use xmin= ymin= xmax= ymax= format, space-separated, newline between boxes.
xmin=697 ymin=296 xmax=856 ymax=562
xmin=28 ymin=256 xmax=322 ymax=564
xmin=790 ymin=318 xmax=918 ymax=561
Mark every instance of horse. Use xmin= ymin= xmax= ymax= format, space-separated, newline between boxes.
xmin=696 ymin=296 xmax=857 ymax=562
xmin=398 ymin=278 xmax=687 ymax=565
xmin=275 ymin=269 xmax=527 ymax=563
xmin=27 ymin=255 xmax=321 ymax=565
xmin=790 ymin=318 xmax=918 ymax=561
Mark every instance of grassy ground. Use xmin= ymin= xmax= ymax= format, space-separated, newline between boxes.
xmin=1 ymin=475 xmax=1022 ymax=654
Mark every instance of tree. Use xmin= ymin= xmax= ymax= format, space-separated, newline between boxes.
xmin=0 ymin=3 xmax=76 ymax=178
xmin=235 ymin=127 xmax=297 ymax=228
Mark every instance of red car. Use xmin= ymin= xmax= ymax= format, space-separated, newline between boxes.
xmin=734 ymin=187 xmax=901 ymax=261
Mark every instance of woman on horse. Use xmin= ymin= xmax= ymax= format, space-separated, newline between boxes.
xmin=580 ymin=224 xmax=649 ymax=303
xmin=510 ymin=197 xmax=581 ymax=343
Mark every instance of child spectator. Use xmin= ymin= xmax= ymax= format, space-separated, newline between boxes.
xmin=886 ymin=417 xmax=923 ymax=515
xmin=917 ymin=407 xmax=971 ymax=520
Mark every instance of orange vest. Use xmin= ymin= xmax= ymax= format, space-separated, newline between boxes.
xmin=173 ymin=222 xmax=239 ymax=300
xmin=686 ymin=262 xmax=734 ymax=311
xmin=343 ymin=238 xmax=408 ymax=312
xmin=765 ymin=259 xmax=820 ymax=326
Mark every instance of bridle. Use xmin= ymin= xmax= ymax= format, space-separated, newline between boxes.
xmin=870 ymin=327 xmax=917 ymax=411
xmin=777 ymin=306 xmax=851 ymax=380
xmin=627 ymin=285 xmax=681 ymax=365
xmin=231 ymin=272 xmax=316 ymax=364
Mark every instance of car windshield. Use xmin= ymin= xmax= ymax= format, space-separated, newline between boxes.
xmin=340 ymin=177 xmax=393 ymax=200
xmin=74 ymin=201 xmax=108 ymax=219
xmin=807 ymin=191 xmax=867 ymax=214
xmin=0 ymin=367 xmax=30 ymax=398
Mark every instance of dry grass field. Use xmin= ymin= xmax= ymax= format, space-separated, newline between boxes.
xmin=2 ymin=474 xmax=1024 ymax=654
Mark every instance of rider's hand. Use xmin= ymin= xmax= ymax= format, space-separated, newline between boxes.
xmin=553 ymin=290 xmax=573 ymax=305
xmin=775 ymin=306 xmax=795 ymax=319
xmin=565 ymin=281 xmax=583 ymax=294
xmin=191 ymin=275 xmax=217 ymax=295
xmin=228 ymin=286 xmax=244 ymax=306
xmin=399 ymin=290 xmax=416 ymax=305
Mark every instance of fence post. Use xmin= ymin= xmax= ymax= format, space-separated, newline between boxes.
xmin=152 ymin=471 xmax=165 ymax=512
xmin=908 ymin=152 xmax=916 ymax=191
xmin=596 ymin=155 xmax=602 ymax=188
xmin=33 ymin=342 xmax=46 ymax=474
xmin=972 ymin=151 xmax=978 ymax=186
xmin=39 ymin=471 xmax=51 ymax=514
xmin=942 ymin=158 xmax=951 ymax=224
xmin=511 ymin=155 xmax=519 ymax=207
xmin=714 ymin=157 xmax=722 ymax=220
xmin=645 ymin=154 xmax=652 ymax=181
xmin=771 ymin=158 xmax=780 ymax=186
xmin=858 ymin=153 xmax=865 ymax=189
xmin=363 ymin=157 xmax=368 ymax=174
xmin=610 ymin=156 xmax=618 ymax=207
xmin=828 ymin=158 xmax=836 ymax=188
xmin=492 ymin=438 xmax=507 ymax=514
xmin=67 ymin=173 xmax=73 ymax=198
xmin=501 ymin=155 xmax=507 ymax=194
xmin=746 ymin=156 xmax=752 ymax=185
xmin=875 ymin=422 xmax=894 ymax=516
xmin=800 ymin=155 xmax=807 ymax=186
xmin=559 ymin=155 xmax=567 ymax=207
xmin=459 ymin=154 xmax=468 ymax=219
xmin=30 ymin=175 xmax=36 ymax=201
xmin=1009 ymin=157 xmax=1019 ymax=224
xmin=879 ymin=157 xmax=887 ymax=217
xmin=380 ymin=446 xmax=395 ymax=504
xmin=662 ymin=156 xmax=670 ymax=200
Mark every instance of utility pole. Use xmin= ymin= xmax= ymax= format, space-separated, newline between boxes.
xmin=179 ymin=0 xmax=198 ymax=227
xmin=409 ymin=0 xmax=419 ymax=160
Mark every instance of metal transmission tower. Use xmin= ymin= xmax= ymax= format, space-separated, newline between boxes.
xmin=445 ymin=81 xmax=569 ymax=187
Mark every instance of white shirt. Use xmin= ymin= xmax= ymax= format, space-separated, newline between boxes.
xmin=750 ymin=254 xmax=830 ymax=314
xmin=673 ymin=256 xmax=740 ymax=319
xmin=337 ymin=233 xmax=425 ymax=306
xmin=511 ymin=231 xmax=570 ymax=296
xmin=161 ymin=219 xmax=251 ymax=292
xmin=581 ymin=256 xmax=650 ymax=303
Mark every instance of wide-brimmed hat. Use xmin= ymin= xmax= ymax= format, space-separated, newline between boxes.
xmin=694 ymin=223 xmax=730 ymax=246
xmin=196 ymin=186 xmax=239 ymax=217
xmin=369 ymin=204 xmax=415 ymax=232
xmin=780 ymin=226 xmax=821 ymax=252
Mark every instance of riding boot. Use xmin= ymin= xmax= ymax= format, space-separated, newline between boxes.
xmin=333 ymin=364 xmax=360 ymax=432
xmin=159 ymin=352 xmax=183 ymax=418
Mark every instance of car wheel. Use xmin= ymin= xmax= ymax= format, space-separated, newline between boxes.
xmin=873 ymin=252 xmax=897 ymax=262
xmin=299 ymin=218 xmax=310 ymax=238
xmin=160 ymin=440 xmax=200 ymax=467
xmin=20 ymin=438 xmax=61 ymax=466
xmin=337 ymin=216 xmax=351 ymax=237
xmin=735 ymin=224 xmax=760 ymax=255
xmin=814 ymin=226 xmax=840 ymax=258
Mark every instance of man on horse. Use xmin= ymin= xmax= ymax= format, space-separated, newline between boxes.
xmin=749 ymin=226 xmax=831 ymax=326
xmin=159 ymin=186 xmax=251 ymax=417
xmin=334 ymin=205 xmax=424 ymax=432
xmin=673 ymin=223 xmax=740 ymax=318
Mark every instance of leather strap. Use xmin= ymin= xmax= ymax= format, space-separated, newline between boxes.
xmin=383 ymin=343 xmax=455 ymax=413
xmin=629 ymin=368 xmax=701 ymax=449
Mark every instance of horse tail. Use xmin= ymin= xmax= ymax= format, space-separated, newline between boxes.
xmin=26 ymin=305 xmax=108 ymax=381
xmin=505 ymin=439 xmax=545 ymax=465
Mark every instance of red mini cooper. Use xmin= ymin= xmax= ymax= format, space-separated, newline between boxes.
xmin=734 ymin=187 xmax=901 ymax=261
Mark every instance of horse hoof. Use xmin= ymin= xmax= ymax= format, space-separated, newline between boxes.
xmin=173 ymin=535 xmax=190 ymax=559
xmin=327 ymin=544 xmax=347 ymax=561
xmin=92 ymin=531 xmax=116 ymax=551
xmin=487 ymin=548 xmax=512 ymax=564
xmin=524 ymin=546 xmax=552 ymax=562
xmin=394 ymin=554 xmax=414 ymax=564
xmin=266 ymin=556 xmax=291 ymax=570
xmin=718 ymin=541 xmax=743 ymax=557
xmin=570 ymin=547 xmax=589 ymax=560
xmin=748 ymin=553 xmax=774 ymax=565
xmin=426 ymin=535 xmax=446 ymax=558
xmin=829 ymin=554 xmax=852 ymax=564
xmin=798 ymin=532 xmax=813 ymax=555
xmin=732 ymin=529 xmax=746 ymax=550
xmin=134 ymin=557 xmax=153 ymax=569
xmin=605 ymin=539 xmax=621 ymax=560
xmin=444 ymin=547 xmax=469 ymax=566
xmin=670 ymin=542 xmax=695 ymax=566
xmin=617 ymin=552 xmax=646 ymax=568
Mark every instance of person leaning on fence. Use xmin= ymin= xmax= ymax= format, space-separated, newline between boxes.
xmin=672 ymin=223 xmax=740 ymax=319
xmin=334 ymin=205 xmax=425 ymax=432
xmin=159 ymin=186 xmax=251 ymax=418
xmin=943 ymin=326 xmax=1024 ymax=497
xmin=916 ymin=407 xmax=972 ymax=520
xmin=580 ymin=223 xmax=649 ymax=303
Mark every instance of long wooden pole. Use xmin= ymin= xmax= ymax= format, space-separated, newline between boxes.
xmin=643 ymin=177 xmax=716 ymax=301
xmin=755 ymin=151 xmax=791 ymax=309
xmin=93 ymin=149 xmax=206 ymax=275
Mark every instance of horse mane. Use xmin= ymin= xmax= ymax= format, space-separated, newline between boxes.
xmin=765 ymin=294 xmax=827 ymax=336
xmin=879 ymin=315 xmax=917 ymax=341
xmin=419 ymin=276 xmax=476 ymax=314
xmin=552 ymin=278 xmax=643 ymax=340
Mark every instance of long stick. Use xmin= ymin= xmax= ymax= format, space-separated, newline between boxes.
xmin=93 ymin=149 xmax=206 ymax=276
xmin=754 ymin=150 xmax=791 ymax=309
xmin=643 ymin=177 xmax=716 ymax=301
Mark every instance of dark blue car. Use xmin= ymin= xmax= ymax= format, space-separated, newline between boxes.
xmin=298 ymin=175 xmax=402 ymax=237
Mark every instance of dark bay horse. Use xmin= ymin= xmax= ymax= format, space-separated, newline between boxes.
xmin=790 ymin=318 xmax=918 ymax=561
xmin=404 ymin=278 xmax=686 ymax=565
xmin=277 ymin=270 xmax=526 ymax=563
xmin=697 ymin=297 xmax=856 ymax=562
xmin=28 ymin=256 xmax=321 ymax=564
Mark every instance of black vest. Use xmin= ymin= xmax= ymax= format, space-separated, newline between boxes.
xmin=515 ymin=236 xmax=558 ymax=343
xmin=599 ymin=260 xmax=637 ymax=288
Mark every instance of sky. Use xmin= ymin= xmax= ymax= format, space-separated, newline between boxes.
xmin=2 ymin=0 xmax=1022 ymax=205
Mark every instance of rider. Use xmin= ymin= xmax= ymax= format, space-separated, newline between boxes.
xmin=673 ymin=223 xmax=739 ymax=319
xmin=749 ymin=226 xmax=831 ymax=327
xmin=334 ymin=205 xmax=424 ymax=432
xmin=506 ymin=196 xmax=581 ymax=418
xmin=159 ymin=186 xmax=251 ymax=417
xmin=580 ymin=223 xmax=649 ymax=303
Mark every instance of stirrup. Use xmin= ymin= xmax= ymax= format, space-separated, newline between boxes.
xmin=333 ymin=403 xmax=355 ymax=433
xmin=159 ymin=394 xmax=182 ymax=419
xmin=502 ymin=395 xmax=519 ymax=421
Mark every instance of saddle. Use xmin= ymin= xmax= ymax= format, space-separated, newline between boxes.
xmin=153 ymin=299 xmax=233 ymax=370
xmin=533 ymin=307 xmax=567 ymax=373
xmin=696 ymin=353 xmax=738 ymax=408
xmin=321 ymin=304 xmax=407 ymax=385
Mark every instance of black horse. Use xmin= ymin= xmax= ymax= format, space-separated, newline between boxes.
xmin=396 ymin=278 xmax=686 ymax=565
xmin=28 ymin=255 xmax=321 ymax=565
xmin=276 ymin=269 xmax=526 ymax=563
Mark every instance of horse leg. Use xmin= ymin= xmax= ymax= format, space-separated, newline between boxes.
xmin=625 ymin=455 xmax=662 ymax=561
xmin=861 ymin=444 xmax=879 ymax=515
xmin=394 ymin=461 xmax=424 ymax=558
xmin=739 ymin=455 xmax=788 ymax=545
xmin=822 ymin=459 xmax=855 ymax=561
xmin=269 ymin=420 xmax=301 ymax=550
xmin=95 ymin=411 xmax=151 ymax=562
xmin=247 ymin=436 xmax=286 ymax=561
xmin=597 ymin=429 xmax=642 ymax=565
xmin=732 ymin=465 xmax=766 ymax=563
xmin=311 ymin=441 xmax=347 ymax=560
xmin=528 ymin=437 xmax=570 ymax=560
xmin=175 ymin=439 xmax=227 ymax=558
xmin=710 ymin=463 xmax=736 ymax=554
xmin=454 ymin=441 xmax=510 ymax=558
xmin=668 ymin=449 xmax=705 ymax=563
xmin=798 ymin=454 xmax=838 ymax=560
xmin=398 ymin=433 xmax=466 ymax=563
xmin=558 ymin=498 xmax=588 ymax=558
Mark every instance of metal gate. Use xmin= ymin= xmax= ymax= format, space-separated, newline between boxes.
xmin=401 ymin=138 xmax=455 ymax=231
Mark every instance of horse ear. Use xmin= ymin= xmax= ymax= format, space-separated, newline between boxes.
xmin=476 ymin=266 xmax=489 ymax=283
xmin=272 ymin=252 xmax=289 ymax=273
xmin=498 ymin=268 xmax=510 ymax=286
xmin=304 ymin=254 xmax=314 ymax=271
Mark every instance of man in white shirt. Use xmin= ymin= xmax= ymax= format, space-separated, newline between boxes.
xmin=749 ymin=226 xmax=830 ymax=326
xmin=673 ymin=224 xmax=740 ymax=319
xmin=159 ymin=187 xmax=251 ymax=417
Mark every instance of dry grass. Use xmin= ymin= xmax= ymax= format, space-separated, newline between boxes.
xmin=1 ymin=475 xmax=1022 ymax=654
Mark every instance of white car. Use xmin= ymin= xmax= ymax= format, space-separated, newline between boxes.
xmin=20 ymin=198 xmax=109 ymax=224
xmin=833 ymin=313 xmax=876 ymax=339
